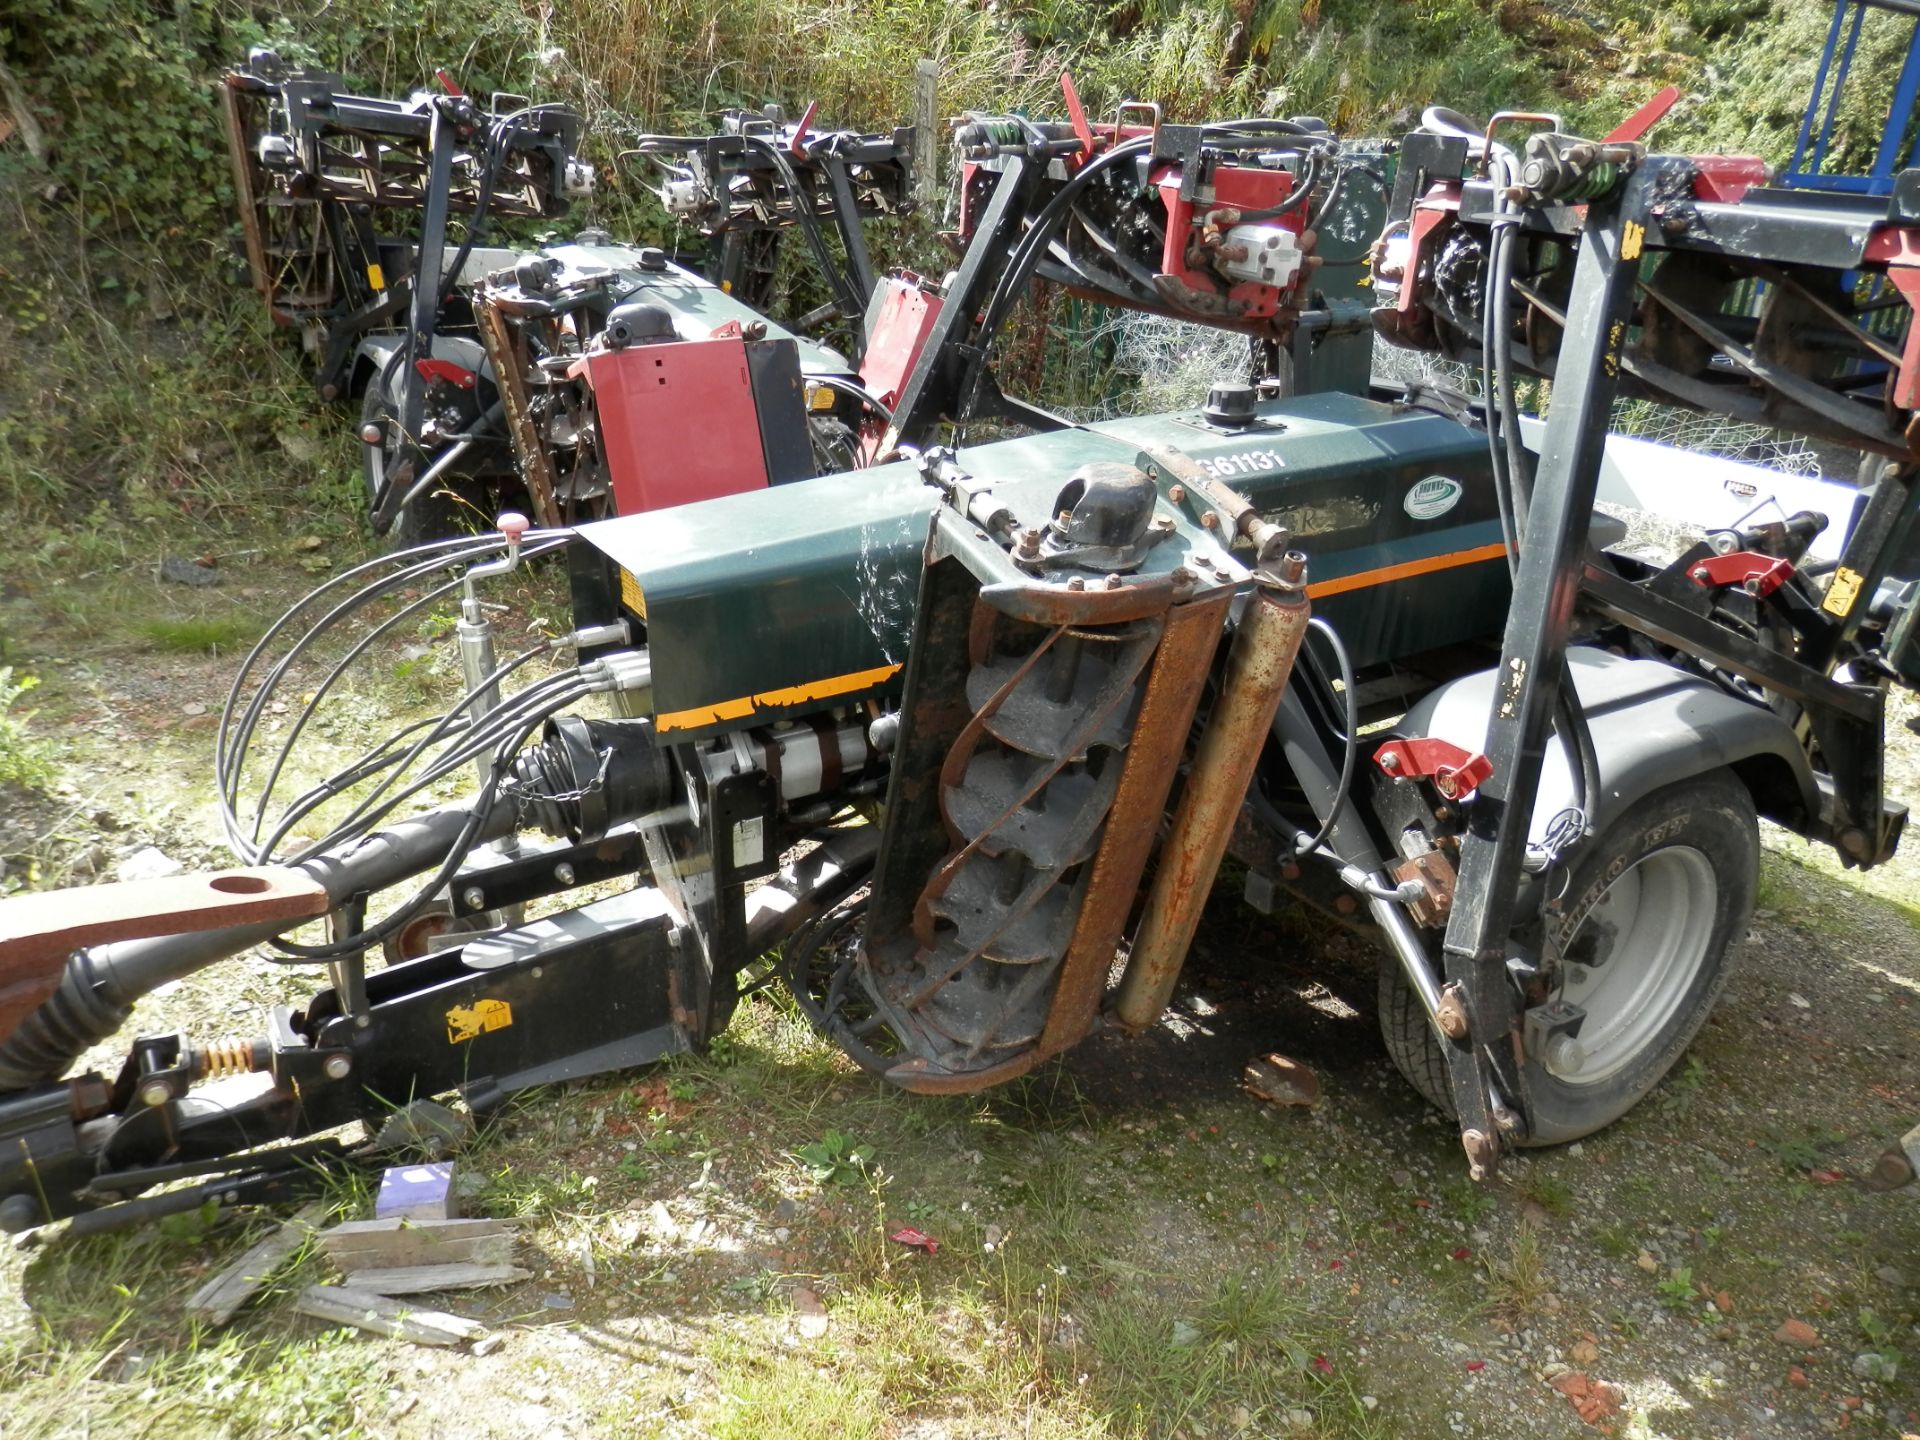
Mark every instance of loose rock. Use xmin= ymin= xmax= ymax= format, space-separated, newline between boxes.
xmin=1773 ymin=1318 xmax=1819 ymax=1347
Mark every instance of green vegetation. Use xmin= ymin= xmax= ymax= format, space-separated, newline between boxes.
xmin=0 ymin=668 xmax=57 ymax=789
xmin=2 ymin=0 xmax=1880 ymax=523
xmin=139 ymin=616 xmax=263 ymax=654
xmin=795 ymin=1126 xmax=878 ymax=1183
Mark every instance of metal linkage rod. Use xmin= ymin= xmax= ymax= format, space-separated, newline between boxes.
xmin=1435 ymin=161 xmax=1667 ymax=1179
xmin=398 ymin=99 xmax=459 ymax=467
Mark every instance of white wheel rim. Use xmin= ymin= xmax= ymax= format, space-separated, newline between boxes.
xmin=1544 ymin=846 xmax=1718 ymax=1087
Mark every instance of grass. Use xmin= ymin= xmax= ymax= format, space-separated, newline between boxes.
xmin=1482 ymin=1219 xmax=1553 ymax=1322
xmin=139 ymin=617 xmax=265 ymax=655
xmin=0 ymin=991 xmax=1408 ymax=1438
xmin=0 ymin=1202 xmax=385 ymax=1440
xmin=1513 ymin=1169 xmax=1575 ymax=1219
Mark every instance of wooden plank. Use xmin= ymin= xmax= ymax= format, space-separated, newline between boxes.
xmin=0 ymin=867 xmax=331 ymax=1029
xmin=184 ymin=1202 xmax=328 ymax=1327
xmin=319 ymin=1216 xmax=519 ymax=1271
xmin=294 ymin=1284 xmax=491 ymax=1348
xmin=341 ymin=1263 xmax=529 ymax=1296
xmin=912 ymin=60 xmax=940 ymax=211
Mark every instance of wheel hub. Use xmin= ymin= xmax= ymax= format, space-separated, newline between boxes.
xmin=1545 ymin=846 xmax=1718 ymax=1085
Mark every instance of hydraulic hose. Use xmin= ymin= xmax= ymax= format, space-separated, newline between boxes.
xmin=744 ymin=135 xmax=864 ymax=320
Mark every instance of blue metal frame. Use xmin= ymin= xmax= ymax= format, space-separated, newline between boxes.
xmin=1783 ymin=0 xmax=1920 ymax=194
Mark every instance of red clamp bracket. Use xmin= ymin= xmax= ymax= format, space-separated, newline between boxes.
xmin=414 ymin=357 xmax=477 ymax=390
xmin=1687 ymin=550 xmax=1792 ymax=599
xmin=1374 ymin=738 xmax=1494 ymax=800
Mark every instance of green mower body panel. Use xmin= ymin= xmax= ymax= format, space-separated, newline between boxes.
xmin=576 ymin=391 xmax=1498 ymax=739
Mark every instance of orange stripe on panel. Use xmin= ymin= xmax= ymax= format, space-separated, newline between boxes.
xmin=655 ymin=662 xmax=904 ymax=733
xmin=1306 ymin=542 xmax=1509 ymax=600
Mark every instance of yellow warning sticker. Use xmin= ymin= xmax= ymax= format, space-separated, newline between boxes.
xmin=619 ymin=567 xmax=648 ymax=620
xmin=1620 ymin=220 xmax=1645 ymax=262
xmin=446 ymin=998 xmax=513 ymax=1043
xmin=1822 ymin=565 xmax=1864 ymax=617
xmin=367 ymin=262 xmax=387 ymax=293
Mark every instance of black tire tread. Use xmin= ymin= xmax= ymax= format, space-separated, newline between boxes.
xmin=1377 ymin=768 xmax=1757 ymax=1144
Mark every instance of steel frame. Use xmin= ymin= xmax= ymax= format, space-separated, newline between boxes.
xmin=1434 ymin=166 xmax=1663 ymax=1171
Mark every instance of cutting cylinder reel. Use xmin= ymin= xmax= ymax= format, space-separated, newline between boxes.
xmin=789 ymin=456 xmax=1310 ymax=1091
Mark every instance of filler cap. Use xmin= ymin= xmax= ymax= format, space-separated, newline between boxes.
xmin=603 ymin=301 xmax=677 ymax=350
xmin=1203 ymin=381 xmax=1257 ymax=428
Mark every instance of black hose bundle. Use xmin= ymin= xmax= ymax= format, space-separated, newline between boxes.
xmin=215 ymin=529 xmax=588 ymax=960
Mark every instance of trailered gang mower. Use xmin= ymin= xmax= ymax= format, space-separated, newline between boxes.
xmin=5 ymin=22 xmax=1920 ymax=1232
xmin=223 ymin=50 xmax=914 ymax=541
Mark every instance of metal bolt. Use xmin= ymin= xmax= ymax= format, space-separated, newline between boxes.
xmin=1017 ymin=527 xmax=1043 ymax=558
xmin=1461 ymin=1127 xmax=1497 ymax=1182
xmin=1379 ymin=750 xmax=1401 ymax=771
xmin=1691 ymin=566 xmax=1711 ymax=583
xmin=1067 ymin=576 xmax=1085 ymax=590
xmin=462 ymin=886 xmax=486 ymax=911
xmin=1435 ymin=986 xmax=1470 ymax=1041
xmin=1104 ymin=574 xmax=1124 ymax=590
xmin=555 ymin=862 xmax=577 ymax=886
xmin=1167 ymin=484 xmax=1186 ymax=503
xmin=1200 ymin=512 xmax=1219 ymax=529
xmin=139 ymin=1080 xmax=172 ymax=1108
xmin=323 ymin=1054 xmax=353 ymax=1080
xmin=360 ymin=422 xmax=385 ymax=445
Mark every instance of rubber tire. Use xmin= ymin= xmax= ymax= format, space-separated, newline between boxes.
xmin=1378 ymin=769 xmax=1758 ymax=1145
xmin=360 ymin=381 xmax=463 ymax=547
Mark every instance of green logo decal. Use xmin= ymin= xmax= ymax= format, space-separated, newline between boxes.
xmin=1404 ymin=475 xmax=1463 ymax=521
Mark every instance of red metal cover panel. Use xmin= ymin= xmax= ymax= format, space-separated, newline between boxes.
xmin=860 ymin=275 xmax=944 ymax=408
xmin=584 ymin=338 xmax=771 ymax=515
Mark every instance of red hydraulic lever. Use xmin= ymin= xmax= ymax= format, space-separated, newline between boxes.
xmin=1604 ymin=85 xmax=1680 ymax=144
xmin=791 ymin=101 xmax=818 ymax=157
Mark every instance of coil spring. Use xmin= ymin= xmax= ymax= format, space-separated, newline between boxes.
xmin=1556 ymin=162 xmax=1621 ymax=204
xmin=959 ymin=118 xmax=1026 ymax=148
xmin=193 ymin=1037 xmax=255 ymax=1080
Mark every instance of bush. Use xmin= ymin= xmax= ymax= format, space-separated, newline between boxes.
xmin=0 ymin=669 xmax=56 ymax=791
